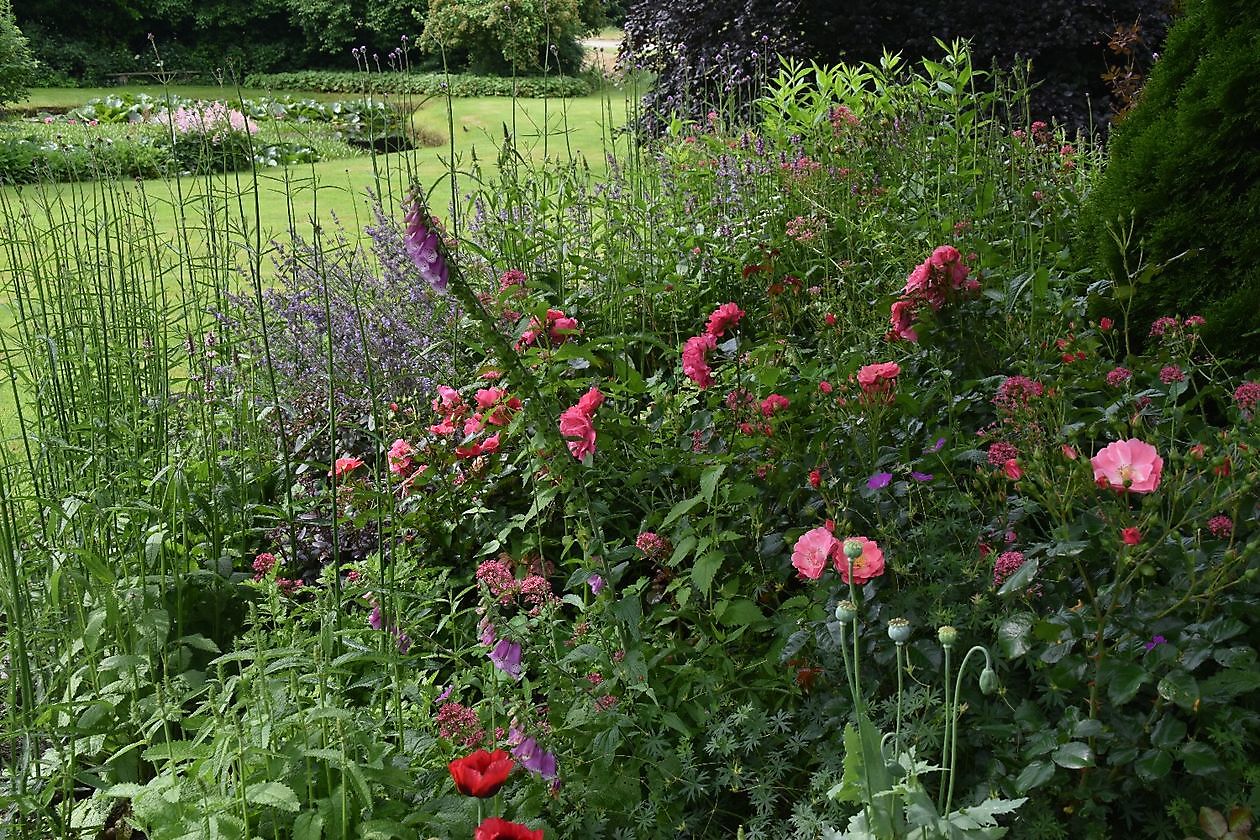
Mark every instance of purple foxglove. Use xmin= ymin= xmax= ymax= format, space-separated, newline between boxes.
xmin=488 ymin=638 xmax=522 ymax=679
xmin=404 ymin=199 xmax=449 ymax=294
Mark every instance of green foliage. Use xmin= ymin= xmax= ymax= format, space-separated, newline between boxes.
xmin=1086 ymin=0 xmax=1260 ymax=362
xmin=421 ymin=0 xmax=588 ymax=75
xmin=0 ymin=0 xmax=35 ymax=107
xmin=245 ymin=69 xmax=592 ymax=97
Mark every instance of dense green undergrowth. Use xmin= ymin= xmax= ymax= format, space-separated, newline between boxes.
xmin=1 ymin=42 xmax=1257 ymax=840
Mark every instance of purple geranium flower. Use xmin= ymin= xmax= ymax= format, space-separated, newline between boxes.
xmin=910 ymin=471 xmax=934 ymax=483
xmin=588 ymin=573 xmax=605 ymax=595
xmin=1143 ymin=634 xmax=1167 ymax=652
xmin=867 ymin=472 xmax=893 ymax=490
xmin=404 ymin=197 xmax=449 ymax=293
xmin=489 ymin=638 xmax=522 ymax=679
xmin=512 ymin=735 xmax=558 ymax=779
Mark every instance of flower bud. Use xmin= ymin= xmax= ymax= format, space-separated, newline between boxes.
xmin=843 ymin=539 xmax=863 ymax=560
xmin=887 ymin=617 xmax=911 ymax=644
xmin=979 ymin=667 xmax=998 ymax=695
xmin=835 ymin=600 xmax=857 ymax=623
xmin=937 ymin=625 xmax=958 ymax=649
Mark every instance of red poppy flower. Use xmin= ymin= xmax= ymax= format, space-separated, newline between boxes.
xmin=474 ymin=817 xmax=543 ymax=840
xmin=449 ymin=749 xmax=513 ymax=798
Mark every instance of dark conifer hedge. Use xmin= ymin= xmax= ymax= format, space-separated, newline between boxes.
xmin=1086 ymin=0 xmax=1260 ymax=359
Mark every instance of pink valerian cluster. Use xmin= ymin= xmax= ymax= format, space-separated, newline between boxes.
xmin=519 ymin=575 xmax=557 ymax=612
xmin=856 ymin=362 xmax=900 ymax=403
xmin=499 ymin=269 xmax=527 ymax=291
xmin=1105 ymin=366 xmax=1133 ymax=387
xmin=829 ymin=105 xmax=860 ymax=133
xmin=252 ymin=552 xmax=278 ymax=579
xmin=1235 ymin=382 xmax=1260 ymax=418
xmin=436 ymin=702 xmax=484 ymax=747
xmin=476 ymin=558 xmax=518 ymax=605
xmin=887 ymin=246 xmax=978 ymax=342
xmin=681 ymin=303 xmax=745 ymax=388
xmin=517 ymin=309 xmax=580 ymax=351
xmin=993 ymin=550 xmax=1026 ymax=586
xmin=986 ymin=441 xmax=1022 ymax=481
xmin=636 ymin=531 xmax=672 ymax=561
xmin=785 ymin=215 xmax=822 ymax=243
xmin=404 ymin=198 xmax=450 ymax=293
xmin=790 ymin=528 xmax=885 ymax=585
xmin=1159 ymin=365 xmax=1186 ymax=384
xmin=558 ymin=386 xmax=605 ymax=460
xmin=161 ymin=102 xmax=257 ymax=138
xmin=1207 ymin=515 xmax=1233 ymax=538
xmin=993 ymin=375 xmax=1045 ymax=415
xmin=1091 ymin=438 xmax=1163 ymax=494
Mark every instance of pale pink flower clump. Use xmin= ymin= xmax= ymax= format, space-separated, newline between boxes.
xmin=1091 ymin=438 xmax=1163 ymax=494
xmin=559 ymin=386 xmax=605 ymax=460
xmin=993 ymin=550 xmax=1025 ymax=586
xmin=682 ymin=334 xmax=718 ymax=388
xmin=636 ymin=531 xmax=672 ymax=561
xmin=993 ymin=375 xmax=1044 ymax=413
xmin=835 ymin=537 xmax=885 ymax=585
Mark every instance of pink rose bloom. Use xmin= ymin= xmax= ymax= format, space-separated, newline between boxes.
xmin=559 ymin=403 xmax=598 ymax=460
xmin=332 ymin=456 xmax=364 ymax=477
xmin=760 ymin=393 xmax=790 ymax=417
xmin=576 ymin=385 xmax=605 ymax=415
xmin=791 ymin=527 xmax=838 ymax=580
xmin=857 ymin=362 xmax=901 ymax=399
xmin=888 ymin=299 xmax=918 ymax=342
xmin=547 ymin=309 xmax=580 ymax=343
xmin=682 ymin=334 xmax=718 ymax=388
xmin=1091 ymin=438 xmax=1164 ymax=493
xmin=433 ymin=385 xmax=463 ymax=413
xmin=706 ymin=302 xmax=745 ymax=337
xmin=388 ymin=439 xmax=414 ymax=474
xmin=480 ymin=433 xmax=501 ymax=454
xmin=475 ymin=388 xmax=505 ymax=409
xmin=834 ymin=536 xmax=885 ymax=585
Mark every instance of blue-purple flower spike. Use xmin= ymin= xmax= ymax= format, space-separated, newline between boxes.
xmin=404 ymin=193 xmax=450 ymax=294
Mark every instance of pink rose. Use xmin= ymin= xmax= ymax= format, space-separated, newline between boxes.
xmin=857 ymin=362 xmax=901 ymax=400
xmin=834 ymin=536 xmax=885 ymax=585
xmin=682 ymin=334 xmax=718 ymax=388
xmin=705 ymin=302 xmax=745 ymax=337
xmin=1091 ymin=438 xmax=1163 ymax=493
xmin=791 ymin=527 xmax=838 ymax=580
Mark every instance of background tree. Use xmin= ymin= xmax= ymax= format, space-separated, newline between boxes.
xmin=0 ymin=0 xmax=35 ymax=106
xmin=420 ymin=0 xmax=590 ymax=75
